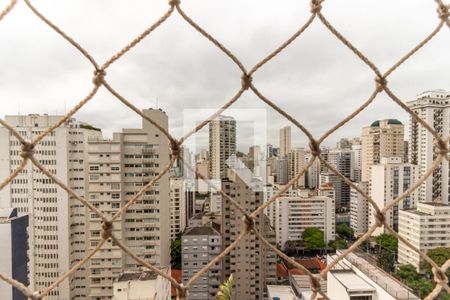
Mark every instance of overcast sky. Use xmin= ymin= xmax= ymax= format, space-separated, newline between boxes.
xmin=0 ymin=0 xmax=449 ymax=152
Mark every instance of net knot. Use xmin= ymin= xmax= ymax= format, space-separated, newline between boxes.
xmin=169 ymin=0 xmax=180 ymax=6
xmin=92 ymin=69 xmax=106 ymax=86
xmin=31 ymin=291 xmax=42 ymax=300
xmin=241 ymin=73 xmax=253 ymax=90
xmin=432 ymin=267 xmax=448 ymax=285
xmin=374 ymin=211 xmax=385 ymax=227
xmin=437 ymin=3 xmax=449 ymax=21
xmin=170 ymin=140 xmax=181 ymax=157
xmin=20 ymin=142 xmax=34 ymax=159
xmin=101 ymin=221 xmax=113 ymax=240
xmin=434 ymin=139 xmax=449 ymax=155
xmin=309 ymin=140 xmax=321 ymax=156
xmin=375 ymin=76 xmax=387 ymax=91
xmin=177 ymin=284 xmax=188 ymax=298
xmin=310 ymin=0 xmax=323 ymax=14
xmin=242 ymin=215 xmax=254 ymax=232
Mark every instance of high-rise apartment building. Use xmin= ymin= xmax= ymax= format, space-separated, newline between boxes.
xmin=305 ymin=152 xmax=320 ymax=189
xmin=182 ymin=223 xmax=222 ymax=300
xmin=0 ymin=114 xmax=102 ymax=299
xmin=279 ymin=126 xmax=291 ymax=158
xmin=209 ymin=115 xmax=236 ymax=180
xmin=275 ymin=157 xmax=289 ymax=185
xmin=361 ymin=119 xmax=404 ymax=182
xmin=221 ymin=172 xmax=277 ymax=299
xmin=408 ymin=89 xmax=450 ymax=204
xmin=323 ymin=149 xmax=354 ymax=209
xmin=398 ymin=202 xmax=450 ymax=270
xmin=287 ymin=148 xmax=306 ymax=188
xmin=369 ymin=157 xmax=419 ymax=235
xmin=86 ymin=109 xmax=170 ymax=299
xmin=0 ymin=208 xmax=28 ymax=300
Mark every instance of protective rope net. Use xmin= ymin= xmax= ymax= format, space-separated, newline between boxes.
xmin=0 ymin=0 xmax=449 ymax=299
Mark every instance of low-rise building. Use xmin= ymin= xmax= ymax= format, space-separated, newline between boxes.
xmin=182 ymin=224 xmax=222 ymax=299
xmin=267 ymin=285 xmax=299 ymax=300
xmin=398 ymin=202 xmax=450 ymax=270
xmin=112 ymin=269 xmax=171 ymax=300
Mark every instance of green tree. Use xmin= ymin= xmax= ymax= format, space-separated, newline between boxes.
xmin=420 ymin=247 xmax=450 ymax=277
xmin=216 ymin=275 xmax=234 ymax=300
xmin=336 ymin=223 xmax=354 ymax=239
xmin=170 ymin=237 xmax=182 ymax=269
xmin=377 ymin=248 xmax=396 ymax=273
xmin=329 ymin=239 xmax=348 ymax=250
xmin=374 ymin=233 xmax=398 ymax=251
xmin=302 ymin=227 xmax=325 ymax=249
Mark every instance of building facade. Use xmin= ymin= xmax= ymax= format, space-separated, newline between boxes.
xmin=0 ymin=114 xmax=102 ymax=299
xmin=221 ymin=173 xmax=277 ymax=299
xmin=408 ymin=89 xmax=450 ymax=204
xmin=209 ymin=115 xmax=236 ymax=180
xmin=361 ymin=119 xmax=404 ymax=182
xmin=182 ymin=224 xmax=222 ymax=299
xmin=398 ymin=202 xmax=450 ymax=270
xmin=287 ymin=148 xmax=306 ymax=188
xmin=86 ymin=109 xmax=171 ymax=299
xmin=279 ymin=126 xmax=292 ymax=158
xmin=350 ymin=182 xmax=369 ymax=236
xmin=369 ymin=157 xmax=419 ymax=235
xmin=0 ymin=208 xmax=28 ymax=300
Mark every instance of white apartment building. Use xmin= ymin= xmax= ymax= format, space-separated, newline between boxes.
xmin=112 ymin=268 xmax=171 ymax=300
xmin=408 ymin=89 xmax=450 ymax=204
xmin=209 ymin=115 xmax=236 ymax=180
xmin=305 ymin=152 xmax=320 ymax=189
xmin=351 ymin=142 xmax=362 ymax=182
xmin=287 ymin=148 xmax=306 ymax=188
xmin=170 ymin=176 xmax=187 ymax=240
xmin=350 ymin=182 xmax=369 ymax=236
xmin=369 ymin=157 xmax=419 ymax=235
xmin=361 ymin=119 xmax=404 ymax=182
xmin=279 ymin=126 xmax=292 ymax=158
xmin=275 ymin=190 xmax=335 ymax=249
xmin=398 ymin=202 xmax=450 ymax=270
xmin=0 ymin=114 xmax=102 ymax=300
xmin=87 ymin=109 xmax=170 ymax=299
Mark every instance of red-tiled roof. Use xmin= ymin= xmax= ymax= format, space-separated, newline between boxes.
xmin=277 ymin=263 xmax=288 ymax=278
xmin=171 ymin=269 xmax=182 ymax=298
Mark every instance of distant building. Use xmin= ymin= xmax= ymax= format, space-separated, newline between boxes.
xmin=209 ymin=115 xmax=236 ymax=179
xmin=398 ymin=202 xmax=450 ymax=270
xmin=408 ymin=89 xmax=450 ymax=204
xmin=0 ymin=208 xmax=28 ymax=300
xmin=276 ymin=157 xmax=289 ymax=185
xmin=320 ymin=172 xmax=347 ymax=209
xmin=182 ymin=224 xmax=222 ymax=300
xmin=369 ymin=157 xmax=419 ymax=235
xmin=361 ymin=119 xmax=404 ymax=182
xmin=305 ymin=152 xmax=320 ymax=189
xmin=326 ymin=149 xmax=354 ymax=209
xmin=280 ymin=126 xmax=292 ymax=158
xmin=287 ymin=148 xmax=306 ymax=188
xmin=351 ymin=142 xmax=362 ymax=182
xmin=350 ymin=182 xmax=369 ymax=236
xmin=328 ymin=250 xmax=419 ymax=300
xmin=112 ymin=269 xmax=171 ymax=300
xmin=170 ymin=177 xmax=188 ymax=240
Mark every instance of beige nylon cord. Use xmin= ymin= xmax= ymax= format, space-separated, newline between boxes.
xmin=0 ymin=0 xmax=449 ymax=299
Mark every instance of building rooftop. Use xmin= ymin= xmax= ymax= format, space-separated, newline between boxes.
xmin=331 ymin=270 xmax=375 ymax=293
xmin=183 ymin=225 xmax=220 ymax=236
xmin=370 ymin=119 xmax=402 ymax=127
xmin=266 ymin=285 xmax=298 ymax=300
xmin=117 ymin=270 xmax=159 ymax=282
